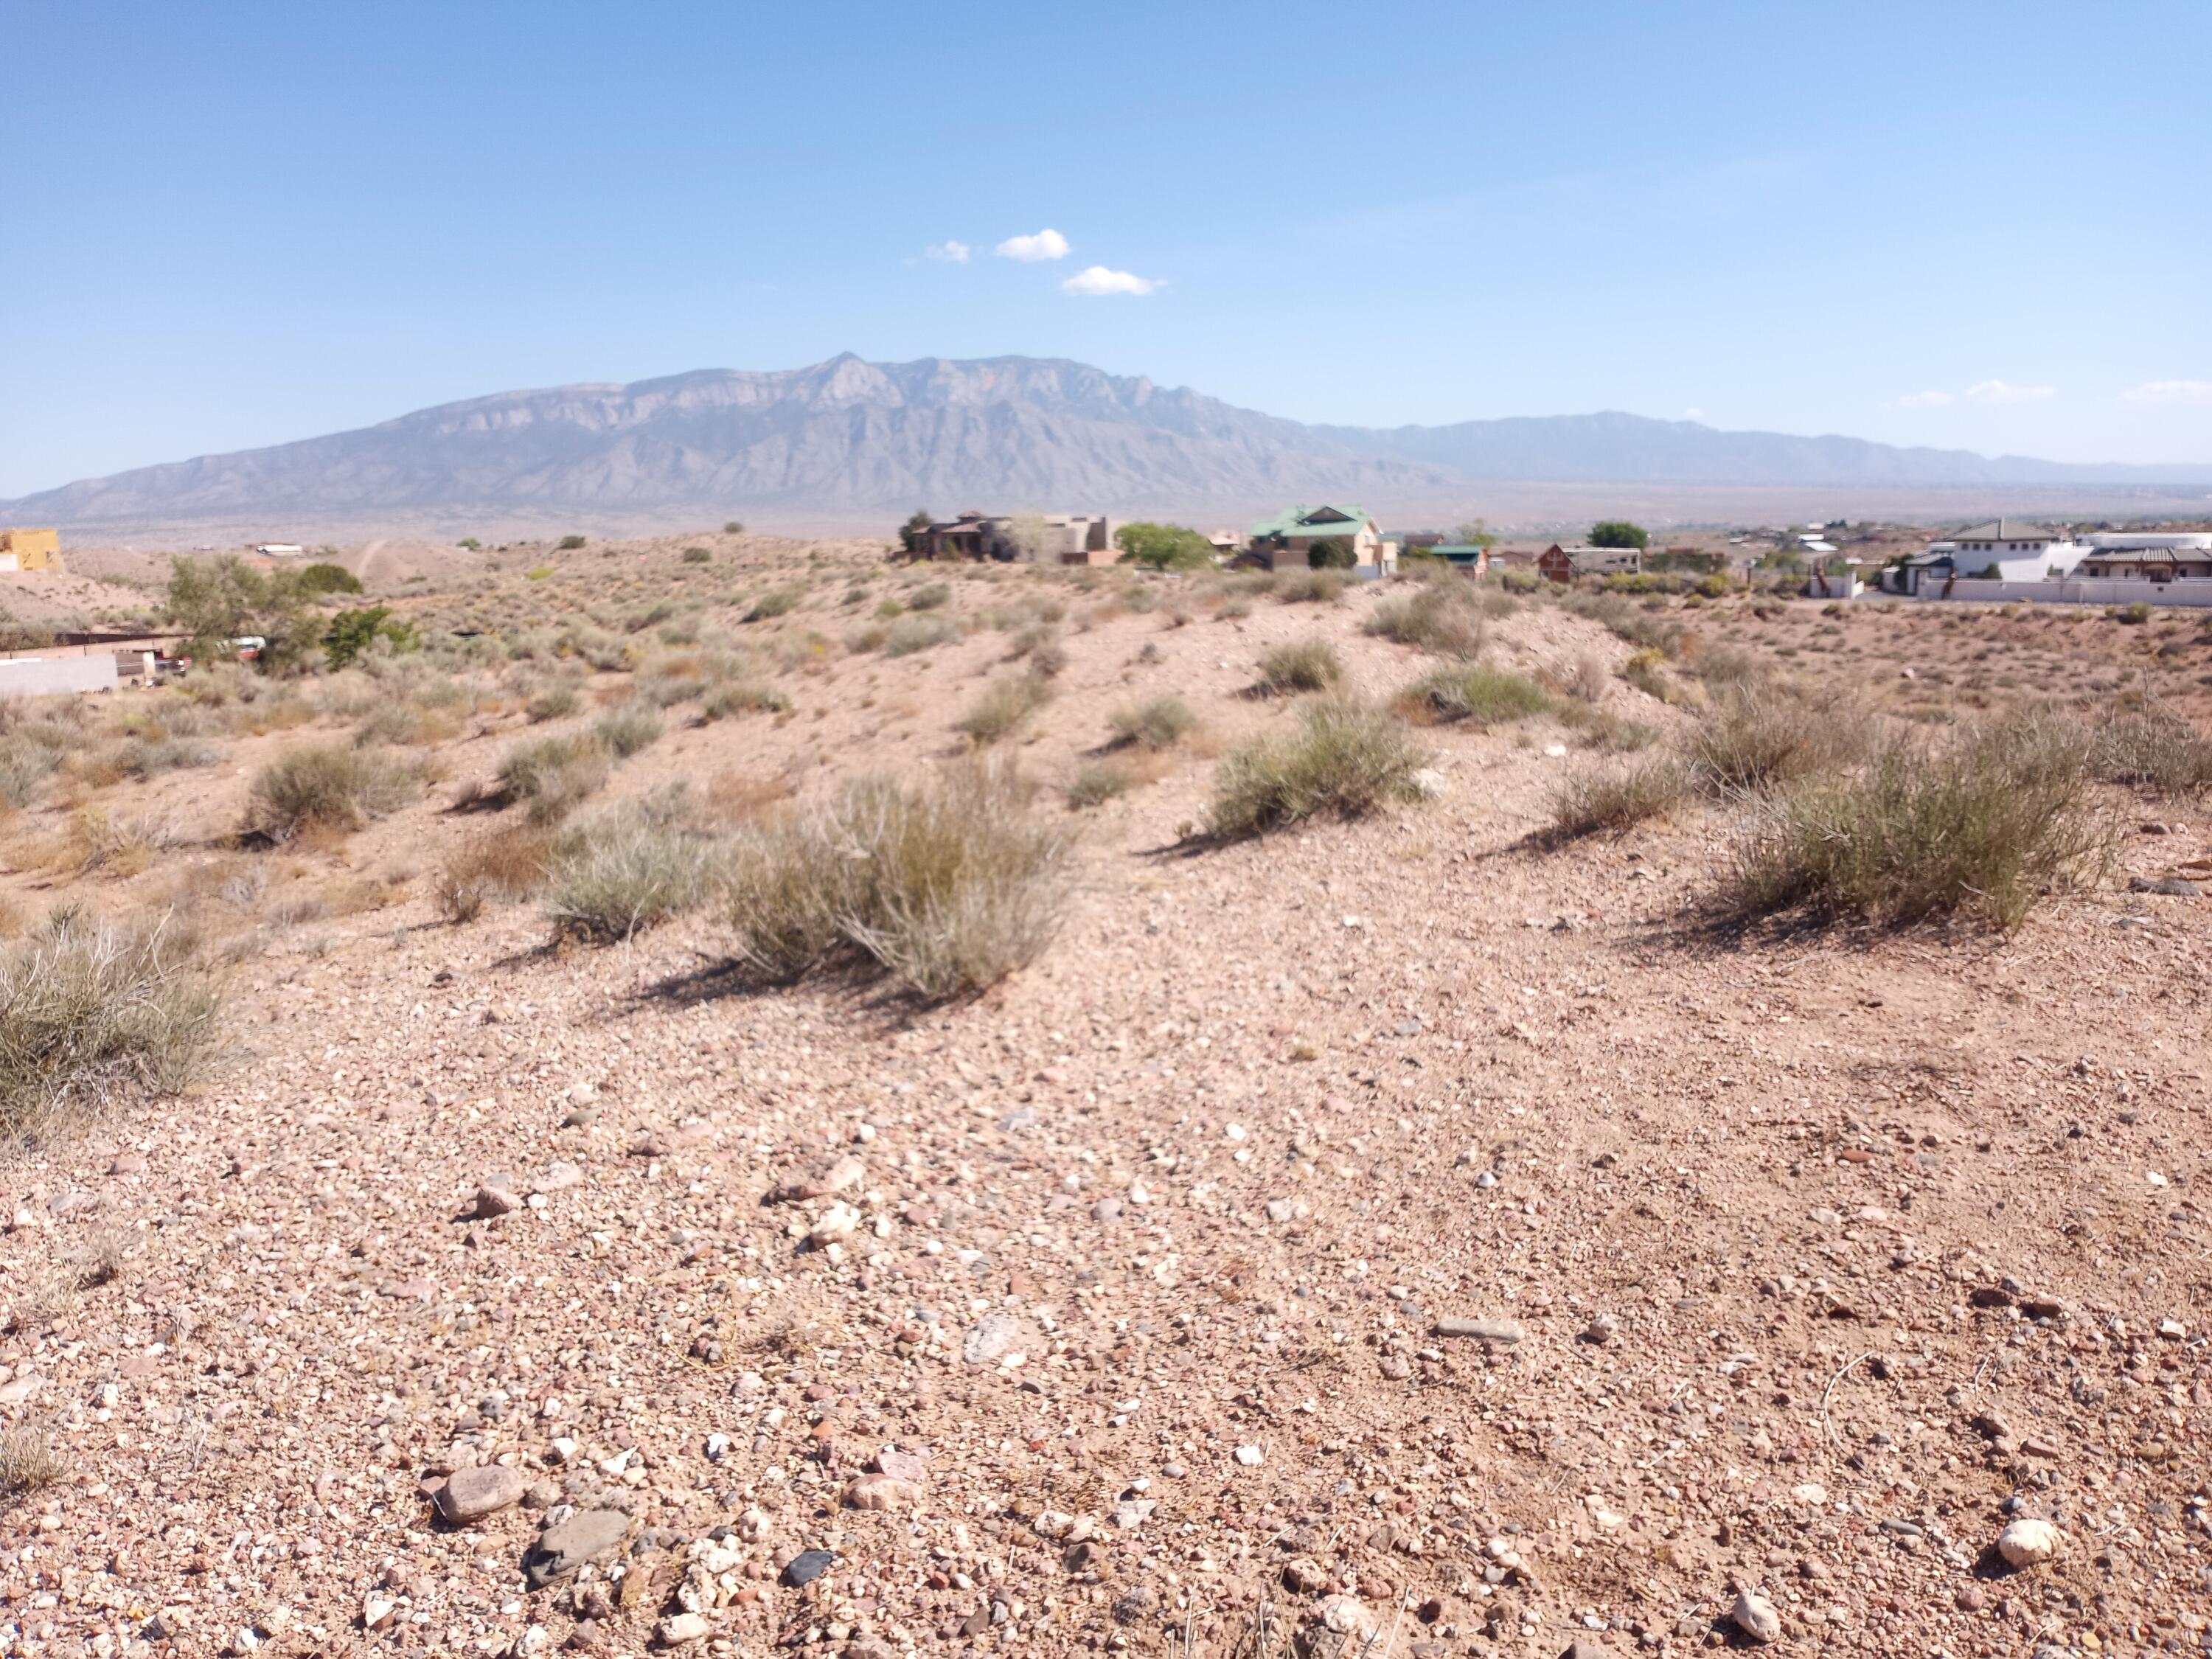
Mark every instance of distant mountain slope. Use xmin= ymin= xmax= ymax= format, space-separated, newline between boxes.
xmin=4 ymin=354 xmax=2205 ymax=530
xmin=1313 ymin=410 xmax=2212 ymax=487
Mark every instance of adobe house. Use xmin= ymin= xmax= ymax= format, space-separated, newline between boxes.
xmin=1248 ymin=504 xmax=1398 ymax=579
xmin=0 ymin=528 xmax=61 ymax=571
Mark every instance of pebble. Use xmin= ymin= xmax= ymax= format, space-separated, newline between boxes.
xmin=1729 ymin=1589 xmax=1782 ymax=1645
xmin=526 ymin=1508 xmax=630 ymax=1587
xmin=434 ymin=1464 xmax=525 ymax=1525
xmin=1436 ymin=1315 xmax=1523 ymax=1343
xmin=473 ymin=1184 xmax=521 ymax=1220
xmin=808 ymin=1201 xmax=861 ymax=1245
xmin=1408 ymin=768 xmax=1447 ymax=799
xmin=1265 ymin=1199 xmax=1295 ymax=1223
xmin=1234 ymin=1444 xmax=1265 ymax=1467
xmin=1997 ymin=1517 xmax=2059 ymax=1568
xmin=963 ymin=1312 xmax=1024 ymax=1365
xmin=871 ymin=1449 xmax=928 ymax=1483
xmin=782 ymin=1548 xmax=835 ymax=1587
xmin=843 ymin=1473 xmax=921 ymax=1511
xmin=654 ymin=1612 xmax=709 ymax=1646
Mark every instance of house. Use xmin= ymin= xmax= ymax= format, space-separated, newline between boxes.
xmin=1248 ymin=504 xmax=1398 ymax=580
xmin=0 ymin=528 xmax=60 ymax=572
xmin=911 ymin=511 xmax=1121 ymax=563
xmin=1537 ymin=543 xmax=1642 ymax=582
xmin=1428 ymin=543 xmax=1492 ymax=576
xmin=1933 ymin=520 xmax=2083 ymax=580
xmin=2076 ymin=532 xmax=2212 ymax=581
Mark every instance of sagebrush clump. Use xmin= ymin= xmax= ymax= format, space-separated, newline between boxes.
xmin=245 ymin=743 xmax=423 ymax=840
xmin=1208 ymin=697 xmax=1430 ymax=838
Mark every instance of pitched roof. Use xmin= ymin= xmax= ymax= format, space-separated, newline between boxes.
xmin=1249 ymin=504 xmax=1371 ymax=538
xmin=1952 ymin=519 xmax=2060 ymax=542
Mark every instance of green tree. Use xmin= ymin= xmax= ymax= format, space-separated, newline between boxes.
xmin=723 ymin=520 xmax=746 ymax=535
xmin=1307 ymin=536 xmax=1358 ymax=569
xmin=164 ymin=555 xmax=321 ymax=674
xmin=557 ymin=534 xmax=588 ymax=550
xmin=1114 ymin=521 xmax=1216 ymax=570
xmin=897 ymin=508 xmax=934 ymax=557
xmin=1452 ymin=519 xmax=1498 ymax=549
xmin=1589 ymin=521 xmax=1649 ymax=550
xmin=323 ymin=605 xmax=420 ymax=671
xmin=296 ymin=561 xmax=363 ymax=595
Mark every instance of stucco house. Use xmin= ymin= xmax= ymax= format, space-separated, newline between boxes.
xmin=1248 ymin=504 xmax=1397 ymax=580
xmin=0 ymin=528 xmax=61 ymax=572
xmin=1930 ymin=520 xmax=2082 ymax=581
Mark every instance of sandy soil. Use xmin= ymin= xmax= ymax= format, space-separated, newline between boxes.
xmin=0 ymin=541 xmax=2208 ymax=1659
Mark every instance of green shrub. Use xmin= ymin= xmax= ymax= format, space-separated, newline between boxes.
xmin=883 ymin=614 xmax=959 ymax=657
xmin=2118 ymin=602 xmax=2154 ymax=625
xmin=1549 ymin=754 xmax=1690 ymax=839
xmin=1107 ymin=695 xmax=1197 ymax=751
xmin=745 ymin=585 xmax=804 ymax=622
xmin=1365 ymin=582 xmax=1485 ymax=657
xmin=498 ymin=734 xmax=613 ymax=824
xmin=723 ymin=521 xmax=745 ymax=535
xmin=1256 ymin=638 xmax=1343 ymax=695
xmin=543 ymin=808 xmax=719 ymax=942
xmin=526 ymin=680 xmax=582 ymax=723
xmin=907 ymin=582 xmax=952 ymax=611
xmin=322 ymin=605 xmax=418 ymax=671
xmin=956 ymin=672 xmax=1054 ymax=745
xmin=296 ymin=561 xmax=362 ymax=595
xmin=1066 ymin=761 xmax=1133 ymax=808
xmin=0 ymin=909 xmax=219 ymax=1143
xmin=2088 ymin=709 xmax=2212 ymax=798
xmin=119 ymin=734 xmax=217 ymax=779
xmin=720 ymin=759 xmax=1074 ymax=1000
xmin=1725 ymin=718 xmax=2112 ymax=931
xmin=1208 ymin=697 xmax=1430 ymax=838
xmin=245 ymin=743 xmax=422 ymax=840
xmin=1404 ymin=664 xmax=1550 ymax=726
xmin=558 ymin=535 xmax=588 ymax=551
xmin=593 ymin=703 xmax=664 ymax=759
xmin=0 ymin=729 xmax=66 ymax=808
xmin=681 ymin=546 xmax=712 ymax=564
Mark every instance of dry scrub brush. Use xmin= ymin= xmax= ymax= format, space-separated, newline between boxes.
xmin=1364 ymin=581 xmax=1486 ymax=657
xmin=1255 ymin=639 xmax=1343 ymax=695
xmin=1549 ymin=754 xmax=1692 ymax=840
xmin=1685 ymin=687 xmax=1861 ymax=795
xmin=1401 ymin=664 xmax=1550 ymax=727
xmin=543 ymin=803 xmax=720 ymax=942
xmin=719 ymin=759 xmax=1074 ymax=1001
xmin=1724 ymin=717 xmax=2115 ymax=931
xmin=1107 ymin=695 xmax=1197 ymax=752
xmin=0 ymin=908 xmax=220 ymax=1144
xmin=244 ymin=743 xmax=425 ymax=841
xmin=2088 ymin=709 xmax=2212 ymax=799
xmin=1208 ymin=697 xmax=1430 ymax=838
xmin=955 ymin=672 xmax=1055 ymax=745
xmin=497 ymin=733 xmax=613 ymax=824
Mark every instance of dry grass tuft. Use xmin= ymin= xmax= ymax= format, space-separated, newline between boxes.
xmin=543 ymin=805 xmax=719 ymax=942
xmin=1256 ymin=639 xmax=1343 ymax=695
xmin=497 ymin=734 xmax=613 ymax=824
xmin=1365 ymin=582 xmax=1486 ymax=657
xmin=2088 ymin=709 xmax=2212 ymax=799
xmin=720 ymin=758 xmax=1074 ymax=1001
xmin=435 ymin=826 xmax=557 ymax=922
xmin=1549 ymin=754 xmax=1691 ymax=839
xmin=955 ymin=672 xmax=1055 ymax=745
xmin=1402 ymin=664 xmax=1551 ymax=726
xmin=0 ymin=1428 xmax=65 ymax=1500
xmin=1725 ymin=717 xmax=2114 ymax=931
xmin=1685 ymin=688 xmax=1860 ymax=795
xmin=245 ymin=743 xmax=423 ymax=841
xmin=0 ymin=908 xmax=220 ymax=1144
xmin=1107 ymin=695 xmax=1197 ymax=752
xmin=1208 ymin=696 xmax=1430 ymax=838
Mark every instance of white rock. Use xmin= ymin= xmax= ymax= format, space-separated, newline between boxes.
xmin=1408 ymin=767 xmax=1447 ymax=799
xmin=655 ymin=1611 xmax=710 ymax=1646
xmin=361 ymin=1596 xmax=397 ymax=1631
xmin=809 ymin=1201 xmax=861 ymax=1244
xmin=1997 ymin=1517 xmax=2059 ymax=1568
xmin=1321 ymin=1596 xmax=1374 ymax=1636
xmin=1234 ymin=1444 xmax=1265 ymax=1467
xmin=1730 ymin=1590 xmax=1782 ymax=1644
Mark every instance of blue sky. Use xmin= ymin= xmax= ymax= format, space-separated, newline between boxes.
xmin=4 ymin=0 xmax=2208 ymax=496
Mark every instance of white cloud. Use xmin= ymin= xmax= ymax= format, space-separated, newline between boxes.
xmin=1682 ymin=406 xmax=1705 ymax=420
xmin=925 ymin=240 xmax=970 ymax=263
xmin=1061 ymin=265 xmax=1158 ymax=296
xmin=994 ymin=228 xmax=1070 ymax=262
xmin=1898 ymin=389 xmax=1954 ymax=408
xmin=2121 ymin=379 xmax=2212 ymax=407
xmin=1965 ymin=379 xmax=2056 ymax=405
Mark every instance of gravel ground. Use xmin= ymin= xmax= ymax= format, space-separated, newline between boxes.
xmin=1 ymin=556 xmax=2208 ymax=1659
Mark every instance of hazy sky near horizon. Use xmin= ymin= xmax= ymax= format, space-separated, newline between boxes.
xmin=4 ymin=0 xmax=2209 ymax=496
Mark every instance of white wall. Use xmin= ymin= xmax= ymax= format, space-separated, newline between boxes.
xmin=1916 ymin=577 xmax=2212 ymax=609
xmin=0 ymin=655 xmax=120 ymax=698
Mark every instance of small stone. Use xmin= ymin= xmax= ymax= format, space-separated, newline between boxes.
xmin=1562 ymin=1641 xmax=1621 ymax=1659
xmin=782 ymin=1548 xmax=835 ymax=1587
xmin=473 ymin=1184 xmax=521 ymax=1220
xmin=809 ymin=1202 xmax=861 ymax=1245
xmin=1955 ymin=1586 xmax=1986 ymax=1612
xmin=1283 ymin=1558 xmax=1328 ymax=1593
xmin=1092 ymin=1197 xmax=1123 ymax=1223
xmin=870 ymin=1449 xmax=928 ymax=1484
xmin=1265 ymin=1199 xmax=1295 ymax=1223
xmin=654 ymin=1612 xmax=709 ymax=1646
xmin=1729 ymin=1589 xmax=1782 ymax=1644
xmin=1583 ymin=1314 xmax=1617 ymax=1346
xmin=435 ymin=1464 xmax=526 ymax=1524
xmin=1435 ymin=1316 xmax=1523 ymax=1343
xmin=1234 ymin=1444 xmax=1265 ymax=1467
xmin=1379 ymin=1354 xmax=1412 ymax=1380
xmin=842 ymin=1473 xmax=920 ymax=1511
xmin=362 ymin=1596 xmax=397 ymax=1631
xmin=526 ymin=1508 xmax=630 ymax=1588
xmin=963 ymin=1312 xmax=1024 ymax=1365
xmin=1408 ymin=768 xmax=1447 ymax=800
xmin=108 ymin=1152 xmax=148 ymax=1176
xmin=1997 ymin=1517 xmax=2059 ymax=1568
xmin=1321 ymin=1596 xmax=1371 ymax=1636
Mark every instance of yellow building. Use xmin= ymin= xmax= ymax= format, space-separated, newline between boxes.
xmin=0 ymin=529 xmax=60 ymax=572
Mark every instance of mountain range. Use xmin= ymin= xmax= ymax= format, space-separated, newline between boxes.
xmin=6 ymin=353 xmax=2208 ymax=535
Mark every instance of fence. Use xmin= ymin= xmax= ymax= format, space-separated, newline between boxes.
xmin=1912 ymin=578 xmax=2212 ymax=610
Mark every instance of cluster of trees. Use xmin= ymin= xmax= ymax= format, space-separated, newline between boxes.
xmin=1114 ymin=521 xmax=1216 ymax=570
xmin=1588 ymin=521 xmax=1649 ymax=550
xmin=164 ymin=554 xmax=414 ymax=674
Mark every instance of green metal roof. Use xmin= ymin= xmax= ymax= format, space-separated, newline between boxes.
xmin=1248 ymin=504 xmax=1371 ymax=538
